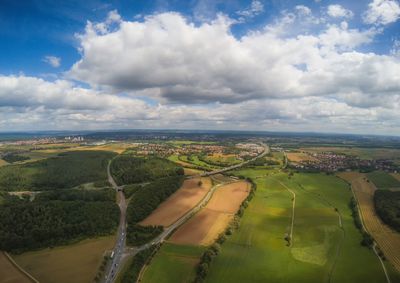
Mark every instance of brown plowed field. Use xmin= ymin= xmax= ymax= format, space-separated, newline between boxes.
xmin=139 ymin=177 xmax=212 ymax=227
xmin=169 ymin=181 xmax=250 ymax=246
xmin=352 ymin=176 xmax=400 ymax=272
xmin=287 ymin=152 xmax=316 ymax=163
xmin=0 ymin=252 xmax=32 ymax=283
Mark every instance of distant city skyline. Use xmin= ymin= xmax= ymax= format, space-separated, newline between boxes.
xmin=1 ymin=0 xmax=400 ymax=135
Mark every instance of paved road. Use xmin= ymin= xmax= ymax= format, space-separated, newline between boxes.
xmin=104 ymin=142 xmax=269 ymax=282
xmin=103 ymin=161 xmax=127 ymax=283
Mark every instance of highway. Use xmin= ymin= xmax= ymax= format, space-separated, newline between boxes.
xmin=103 ymin=161 xmax=127 ymax=283
xmin=103 ymin=142 xmax=269 ymax=282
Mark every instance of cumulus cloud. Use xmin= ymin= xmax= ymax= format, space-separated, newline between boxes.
xmin=363 ymin=0 xmax=400 ymax=25
xmin=327 ymin=4 xmax=354 ymax=18
xmin=3 ymin=8 xmax=400 ymax=134
xmin=69 ymin=11 xmax=396 ymax=108
xmin=43 ymin=56 xmax=61 ymax=68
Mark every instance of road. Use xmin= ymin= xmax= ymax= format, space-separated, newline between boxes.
xmin=198 ymin=142 xmax=270 ymax=177
xmin=103 ymin=161 xmax=127 ymax=283
xmin=104 ymin=142 xmax=269 ymax=282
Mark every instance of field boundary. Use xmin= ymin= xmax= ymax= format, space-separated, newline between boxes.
xmin=4 ymin=252 xmax=39 ymax=283
xmin=275 ymin=179 xmax=296 ymax=247
xmin=348 ymin=177 xmax=391 ymax=283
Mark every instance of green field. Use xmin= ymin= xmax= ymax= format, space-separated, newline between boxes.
xmin=367 ymin=171 xmax=400 ymax=189
xmin=141 ymin=243 xmax=205 ymax=283
xmin=205 ymin=169 xmax=388 ymax=283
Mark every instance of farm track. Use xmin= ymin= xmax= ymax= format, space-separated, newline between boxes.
xmin=295 ymin=183 xmax=345 ymax=283
xmin=352 ymin=177 xmax=400 ymax=274
xmin=274 ymin=179 xmax=296 ymax=247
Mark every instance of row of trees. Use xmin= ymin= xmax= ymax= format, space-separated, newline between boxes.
xmin=374 ymin=190 xmax=400 ymax=232
xmin=2 ymin=154 xmax=30 ymax=163
xmin=349 ymin=197 xmax=374 ymax=247
xmin=0 ymin=191 xmax=119 ymax=253
xmin=111 ymin=155 xmax=184 ymax=185
xmin=194 ymin=178 xmax=257 ymax=282
xmin=119 ymin=245 xmax=160 ymax=283
xmin=125 ymin=176 xmax=184 ymax=245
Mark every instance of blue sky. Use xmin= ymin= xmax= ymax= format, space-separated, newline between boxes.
xmin=0 ymin=0 xmax=400 ymax=134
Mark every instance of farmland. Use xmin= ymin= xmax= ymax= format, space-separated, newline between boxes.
xmin=169 ymin=181 xmax=250 ymax=246
xmin=139 ymin=177 xmax=212 ymax=227
xmin=13 ymin=236 xmax=115 ymax=283
xmin=367 ymin=171 xmax=400 ymax=189
xmin=141 ymin=243 xmax=204 ymax=283
xmin=348 ymin=174 xmax=400 ymax=272
xmin=287 ymin=152 xmax=317 ymax=163
xmin=0 ymin=252 xmax=32 ymax=283
xmin=204 ymin=169 xmax=388 ymax=283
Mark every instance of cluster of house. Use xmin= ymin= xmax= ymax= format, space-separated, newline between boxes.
xmin=289 ymin=151 xmax=399 ymax=172
xmin=131 ymin=142 xmax=260 ymax=159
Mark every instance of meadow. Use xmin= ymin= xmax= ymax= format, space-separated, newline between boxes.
xmin=13 ymin=236 xmax=115 ymax=283
xmin=204 ymin=169 xmax=389 ymax=283
xmin=141 ymin=243 xmax=204 ymax=283
xmin=367 ymin=171 xmax=400 ymax=189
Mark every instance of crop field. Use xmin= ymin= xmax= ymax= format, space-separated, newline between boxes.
xmin=302 ymin=147 xmax=400 ymax=161
xmin=205 ymin=169 xmax=388 ymax=283
xmin=141 ymin=243 xmax=205 ymax=283
xmin=0 ymin=159 xmax=8 ymax=167
xmin=351 ymin=176 xmax=400 ymax=272
xmin=168 ymin=155 xmax=195 ymax=168
xmin=0 ymin=252 xmax=32 ymax=283
xmin=367 ymin=171 xmax=400 ymax=189
xmin=13 ymin=236 xmax=115 ymax=283
xmin=183 ymin=168 xmax=202 ymax=175
xmin=392 ymin=173 xmax=400 ymax=182
xmin=169 ymin=181 xmax=250 ymax=246
xmin=139 ymin=177 xmax=212 ymax=227
xmin=287 ymin=152 xmax=317 ymax=162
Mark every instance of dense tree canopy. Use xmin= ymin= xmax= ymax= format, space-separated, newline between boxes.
xmin=110 ymin=155 xmax=184 ymax=185
xmin=0 ymin=151 xmax=116 ymax=191
xmin=375 ymin=190 xmax=400 ymax=232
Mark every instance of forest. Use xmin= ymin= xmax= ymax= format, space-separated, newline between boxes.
xmin=0 ymin=189 xmax=119 ymax=253
xmin=110 ymin=155 xmax=184 ymax=185
xmin=375 ymin=190 xmax=400 ymax=232
xmin=0 ymin=151 xmax=115 ymax=191
xmin=125 ymin=176 xmax=184 ymax=245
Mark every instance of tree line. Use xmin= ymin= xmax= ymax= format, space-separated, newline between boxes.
xmin=125 ymin=175 xmax=184 ymax=245
xmin=110 ymin=155 xmax=184 ymax=185
xmin=0 ymin=190 xmax=119 ymax=253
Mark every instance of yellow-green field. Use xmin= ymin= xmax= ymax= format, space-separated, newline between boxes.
xmin=13 ymin=236 xmax=115 ymax=283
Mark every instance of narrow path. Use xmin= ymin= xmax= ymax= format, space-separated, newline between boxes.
xmin=275 ymin=179 xmax=296 ymax=247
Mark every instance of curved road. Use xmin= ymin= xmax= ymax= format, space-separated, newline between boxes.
xmin=104 ymin=142 xmax=269 ymax=282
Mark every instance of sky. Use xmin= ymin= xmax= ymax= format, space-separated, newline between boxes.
xmin=1 ymin=0 xmax=400 ymax=135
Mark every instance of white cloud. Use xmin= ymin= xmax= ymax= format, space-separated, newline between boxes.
xmin=43 ymin=56 xmax=61 ymax=68
xmin=363 ymin=0 xmax=400 ymax=25
xmin=327 ymin=4 xmax=354 ymax=18
xmin=295 ymin=5 xmax=312 ymax=16
xmin=2 ymin=9 xmax=400 ymax=134
xmin=237 ymin=0 xmax=264 ymax=19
